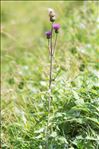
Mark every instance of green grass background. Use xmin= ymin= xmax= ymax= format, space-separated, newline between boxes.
xmin=1 ymin=1 xmax=99 ymax=149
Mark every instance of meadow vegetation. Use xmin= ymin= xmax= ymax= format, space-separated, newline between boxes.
xmin=1 ymin=1 xmax=99 ymax=149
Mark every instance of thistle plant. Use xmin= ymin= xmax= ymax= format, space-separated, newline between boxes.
xmin=45 ymin=8 xmax=60 ymax=148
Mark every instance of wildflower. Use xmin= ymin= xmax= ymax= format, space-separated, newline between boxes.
xmin=48 ymin=8 xmax=56 ymax=22
xmin=45 ymin=31 xmax=52 ymax=39
xmin=53 ymin=24 xmax=60 ymax=33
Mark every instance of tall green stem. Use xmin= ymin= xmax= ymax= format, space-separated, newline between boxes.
xmin=53 ymin=33 xmax=58 ymax=56
xmin=49 ymin=24 xmax=53 ymax=90
xmin=46 ymin=23 xmax=53 ymax=149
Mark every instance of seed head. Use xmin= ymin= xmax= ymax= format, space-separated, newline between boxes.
xmin=48 ymin=8 xmax=55 ymax=17
xmin=48 ymin=8 xmax=56 ymax=22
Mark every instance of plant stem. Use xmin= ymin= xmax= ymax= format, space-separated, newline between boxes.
xmin=46 ymin=22 xmax=53 ymax=149
xmin=48 ymin=22 xmax=53 ymax=119
xmin=53 ymin=33 xmax=58 ymax=56
xmin=48 ymin=22 xmax=53 ymax=114
xmin=48 ymin=39 xmax=50 ymax=54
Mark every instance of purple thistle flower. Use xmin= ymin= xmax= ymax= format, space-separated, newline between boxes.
xmin=53 ymin=24 xmax=60 ymax=33
xmin=45 ymin=31 xmax=52 ymax=39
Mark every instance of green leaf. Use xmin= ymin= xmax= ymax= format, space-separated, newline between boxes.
xmin=75 ymin=98 xmax=84 ymax=105
xmin=50 ymin=132 xmax=57 ymax=138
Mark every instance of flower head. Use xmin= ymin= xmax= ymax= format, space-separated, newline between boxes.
xmin=53 ymin=24 xmax=60 ymax=30
xmin=45 ymin=31 xmax=52 ymax=39
xmin=53 ymin=24 xmax=60 ymax=33
xmin=48 ymin=8 xmax=56 ymax=22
